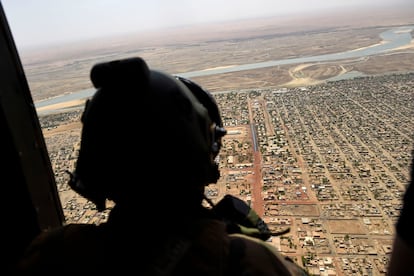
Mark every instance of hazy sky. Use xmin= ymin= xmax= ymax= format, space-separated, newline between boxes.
xmin=1 ymin=0 xmax=411 ymax=49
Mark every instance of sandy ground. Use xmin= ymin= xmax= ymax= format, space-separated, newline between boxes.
xmin=36 ymin=99 xmax=86 ymax=113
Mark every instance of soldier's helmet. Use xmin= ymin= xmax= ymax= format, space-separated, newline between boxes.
xmin=68 ymin=57 xmax=227 ymax=211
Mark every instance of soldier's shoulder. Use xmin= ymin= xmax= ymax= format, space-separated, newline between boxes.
xmin=228 ymin=233 xmax=309 ymax=275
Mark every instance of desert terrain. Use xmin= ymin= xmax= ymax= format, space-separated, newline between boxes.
xmin=21 ymin=4 xmax=414 ymax=108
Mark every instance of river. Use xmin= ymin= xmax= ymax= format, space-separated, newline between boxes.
xmin=35 ymin=25 xmax=414 ymax=111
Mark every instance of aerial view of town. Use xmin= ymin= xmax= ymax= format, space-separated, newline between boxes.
xmin=39 ymin=73 xmax=414 ymax=276
xmin=20 ymin=6 xmax=414 ymax=275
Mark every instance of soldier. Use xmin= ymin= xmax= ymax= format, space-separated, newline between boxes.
xmin=16 ymin=57 xmax=308 ymax=275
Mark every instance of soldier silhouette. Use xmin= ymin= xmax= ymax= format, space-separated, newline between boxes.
xmin=16 ymin=57 xmax=308 ymax=275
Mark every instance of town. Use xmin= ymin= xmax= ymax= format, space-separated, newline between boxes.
xmin=40 ymin=72 xmax=414 ymax=275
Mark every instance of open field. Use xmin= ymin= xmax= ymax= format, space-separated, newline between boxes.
xmin=20 ymin=4 xmax=414 ymax=106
